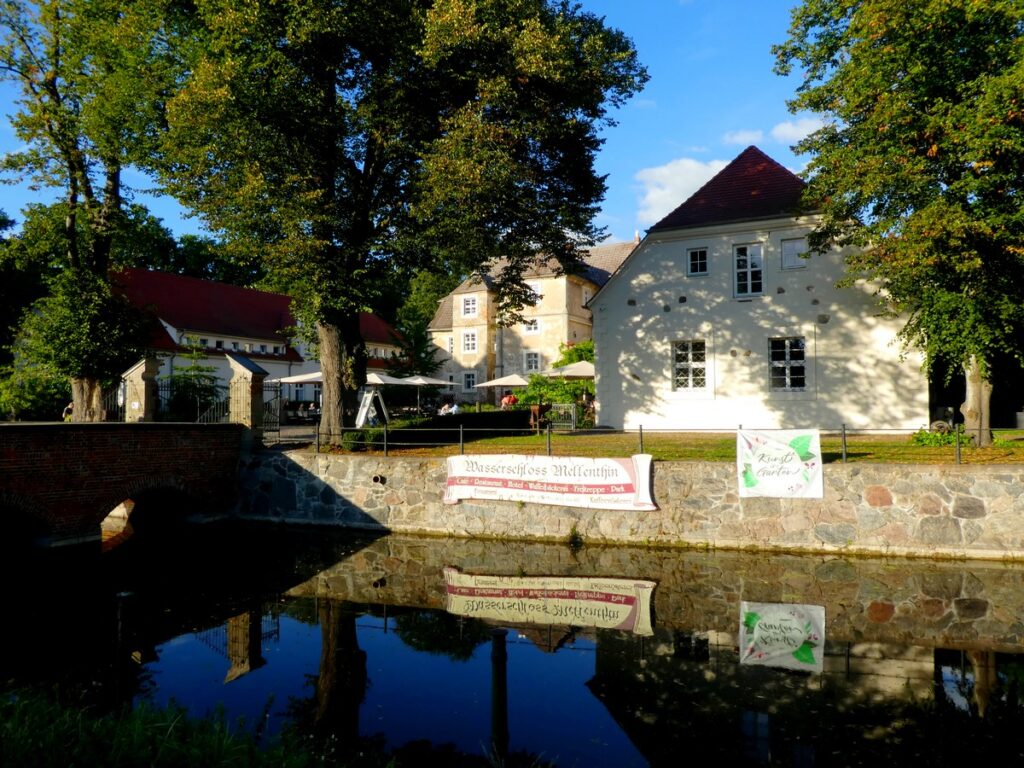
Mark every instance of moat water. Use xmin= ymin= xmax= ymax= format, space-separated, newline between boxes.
xmin=6 ymin=522 xmax=1024 ymax=767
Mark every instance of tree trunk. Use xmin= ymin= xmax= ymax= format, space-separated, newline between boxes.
xmin=71 ymin=377 xmax=105 ymax=422
xmin=961 ymin=355 xmax=993 ymax=447
xmin=317 ymin=316 xmax=367 ymax=442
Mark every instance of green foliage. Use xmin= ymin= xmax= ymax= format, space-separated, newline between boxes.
xmin=153 ymin=0 xmax=647 ymax=431
xmin=161 ymin=337 xmax=223 ymax=421
xmin=0 ymin=362 xmax=70 ymax=421
xmin=16 ymin=269 xmax=152 ymax=383
xmin=520 ymin=341 xmax=595 ymax=406
xmin=554 ymin=339 xmax=594 ymax=366
xmin=774 ymin=0 xmax=1024 ymax=379
xmin=911 ymin=425 xmax=966 ymax=447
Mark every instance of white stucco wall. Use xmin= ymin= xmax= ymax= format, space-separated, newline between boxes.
xmin=591 ymin=216 xmax=929 ymax=431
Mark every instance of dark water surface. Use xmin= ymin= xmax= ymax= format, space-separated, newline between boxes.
xmin=6 ymin=523 xmax=1024 ymax=767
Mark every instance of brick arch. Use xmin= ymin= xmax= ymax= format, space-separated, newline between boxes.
xmin=0 ymin=423 xmax=245 ymax=547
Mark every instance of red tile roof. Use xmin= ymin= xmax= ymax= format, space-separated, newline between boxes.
xmin=650 ymin=146 xmax=807 ymax=232
xmin=113 ymin=269 xmax=400 ymax=361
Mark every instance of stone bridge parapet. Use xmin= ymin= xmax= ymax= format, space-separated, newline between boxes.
xmin=1 ymin=423 xmax=246 ymax=546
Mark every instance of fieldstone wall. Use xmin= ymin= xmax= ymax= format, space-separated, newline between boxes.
xmin=237 ymin=450 xmax=1024 ymax=559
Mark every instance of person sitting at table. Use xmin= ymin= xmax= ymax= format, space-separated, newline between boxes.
xmin=500 ymin=391 xmax=518 ymax=409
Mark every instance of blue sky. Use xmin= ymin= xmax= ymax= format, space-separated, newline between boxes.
xmin=0 ymin=1 xmax=818 ymax=245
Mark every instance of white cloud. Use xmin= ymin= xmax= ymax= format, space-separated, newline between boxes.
xmin=722 ymin=129 xmax=764 ymax=145
xmin=770 ymin=117 xmax=825 ymax=144
xmin=634 ymin=157 xmax=729 ymax=225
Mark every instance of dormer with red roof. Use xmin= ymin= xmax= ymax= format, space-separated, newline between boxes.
xmin=590 ymin=146 xmax=927 ymax=432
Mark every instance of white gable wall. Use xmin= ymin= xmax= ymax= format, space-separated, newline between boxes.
xmin=592 ymin=216 xmax=929 ymax=431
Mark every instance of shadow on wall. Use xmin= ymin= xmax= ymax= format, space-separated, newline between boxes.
xmin=596 ymin=272 xmax=928 ymax=430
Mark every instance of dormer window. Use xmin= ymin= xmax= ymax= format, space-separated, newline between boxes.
xmin=215 ymin=340 xmax=224 ymax=350
xmin=462 ymin=296 xmax=477 ymax=317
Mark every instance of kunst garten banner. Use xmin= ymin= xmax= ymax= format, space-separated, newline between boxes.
xmin=736 ymin=429 xmax=823 ymax=498
xmin=443 ymin=454 xmax=656 ymax=511
xmin=443 ymin=568 xmax=657 ymax=635
xmin=739 ymin=601 xmax=825 ymax=673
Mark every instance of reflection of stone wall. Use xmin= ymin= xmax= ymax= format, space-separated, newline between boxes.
xmin=285 ymin=534 xmax=1024 ymax=653
xmin=238 ymin=451 xmax=1024 ymax=559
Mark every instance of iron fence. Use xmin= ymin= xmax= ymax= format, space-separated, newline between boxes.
xmin=156 ymin=379 xmax=230 ymax=422
xmin=310 ymin=422 xmax=1024 ymax=465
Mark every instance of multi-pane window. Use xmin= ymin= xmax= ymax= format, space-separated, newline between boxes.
xmin=769 ymin=337 xmax=806 ymax=391
xmin=462 ymin=332 xmax=477 ymax=353
xmin=463 ymin=372 xmax=476 ymax=390
xmin=687 ymin=248 xmax=708 ymax=276
xmin=672 ymin=340 xmax=707 ymax=390
xmin=525 ymin=352 xmax=541 ymax=371
xmin=734 ymin=244 xmax=763 ymax=296
xmin=447 ymin=336 xmax=454 ymax=355
xmin=462 ymin=296 xmax=477 ymax=317
xmin=523 ymin=319 xmax=539 ymax=334
xmin=215 ymin=340 xmax=224 ymax=349
xmin=527 ymin=281 xmax=543 ymax=302
xmin=782 ymin=238 xmax=808 ymax=270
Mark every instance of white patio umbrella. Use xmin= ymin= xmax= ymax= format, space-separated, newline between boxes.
xmin=365 ymin=371 xmax=411 ymax=386
xmin=270 ymin=370 xmax=322 ymax=384
xmin=475 ymin=373 xmax=530 ymax=388
xmin=537 ymin=360 xmax=594 ymax=379
xmin=401 ymin=374 xmax=451 ymax=412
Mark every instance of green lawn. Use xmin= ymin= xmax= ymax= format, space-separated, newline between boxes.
xmin=328 ymin=428 xmax=1024 ymax=464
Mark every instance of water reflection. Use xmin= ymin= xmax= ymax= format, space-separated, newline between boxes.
xmin=6 ymin=526 xmax=1024 ymax=765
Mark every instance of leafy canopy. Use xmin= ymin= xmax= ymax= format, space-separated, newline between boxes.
xmin=774 ymin=0 xmax=1024 ymax=377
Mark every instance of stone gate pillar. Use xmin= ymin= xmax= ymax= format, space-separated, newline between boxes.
xmin=122 ymin=357 xmax=163 ymax=422
xmin=226 ymin=353 xmax=269 ymax=445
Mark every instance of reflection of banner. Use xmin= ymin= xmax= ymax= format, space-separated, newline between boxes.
xmin=737 ymin=429 xmax=823 ymax=498
xmin=739 ymin=601 xmax=825 ymax=673
xmin=443 ymin=454 xmax=656 ymax=511
xmin=443 ymin=567 xmax=656 ymax=636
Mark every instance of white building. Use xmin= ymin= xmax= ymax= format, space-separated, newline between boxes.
xmin=590 ymin=146 xmax=928 ymax=431
xmin=428 ymin=240 xmax=636 ymax=402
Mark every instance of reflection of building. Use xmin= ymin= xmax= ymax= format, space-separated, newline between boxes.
xmin=428 ymin=240 xmax=636 ymax=402
xmin=590 ymin=146 xmax=928 ymax=430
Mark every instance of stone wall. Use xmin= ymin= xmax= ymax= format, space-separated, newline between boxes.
xmin=237 ymin=450 xmax=1024 ymax=560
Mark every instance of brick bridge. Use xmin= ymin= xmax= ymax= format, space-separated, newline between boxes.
xmin=0 ymin=423 xmax=247 ymax=547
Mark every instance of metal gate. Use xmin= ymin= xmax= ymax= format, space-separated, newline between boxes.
xmin=548 ymin=403 xmax=577 ymax=430
xmin=262 ymin=381 xmax=281 ymax=441
xmin=100 ymin=381 xmax=127 ymax=422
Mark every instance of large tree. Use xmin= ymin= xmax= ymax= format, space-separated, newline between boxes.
xmin=774 ymin=0 xmax=1024 ymax=444
xmin=156 ymin=0 xmax=646 ymax=439
xmin=0 ymin=0 xmax=173 ymax=420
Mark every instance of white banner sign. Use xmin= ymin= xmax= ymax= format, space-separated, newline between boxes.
xmin=443 ymin=568 xmax=656 ymax=635
xmin=444 ymin=454 xmax=656 ymax=511
xmin=737 ymin=429 xmax=823 ymax=498
xmin=739 ymin=601 xmax=825 ymax=673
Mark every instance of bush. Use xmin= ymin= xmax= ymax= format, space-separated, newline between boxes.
xmin=911 ymin=425 xmax=967 ymax=446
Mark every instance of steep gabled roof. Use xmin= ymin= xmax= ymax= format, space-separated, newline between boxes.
xmin=650 ymin=146 xmax=807 ymax=232
xmin=427 ymin=239 xmax=638 ymax=332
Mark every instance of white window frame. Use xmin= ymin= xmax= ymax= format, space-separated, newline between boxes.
xmin=447 ymin=336 xmax=454 ymax=355
xmin=734 ymin=243 xmax=764 ymax=297
xmin=687 ymin=248 xmax=708 ymax=277
xmin=782 ymin=238 xmax=809 ymax=270
xmin=523 ymin=319 xmax=540 ymax=334
xmin=671 ymin=339 xmax=707 ymax=390
xmin=524 ymin=351 xmax=541 ymax=372
xmin=462 ymin=331 xmax=477 ymax=353
xmin=462 ymin=371 xmax=477 ymax=391
xmin=527 ymin=281 xmax=543 ymax=302
xmin=768 ymin=336 xmax=807 ymax=392
xmin=461 ymin=296 xmax=478 ymax=318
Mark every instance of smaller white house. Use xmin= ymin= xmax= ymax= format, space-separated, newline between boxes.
xmin=117 ymin=268 xmax=402 ymax=405
xmin=590 ymin=146 xmax=929 ymax=431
